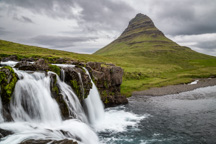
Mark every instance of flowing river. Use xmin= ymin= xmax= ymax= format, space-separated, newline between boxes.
xmin=0 ymin=61 xmax=216 ymax=144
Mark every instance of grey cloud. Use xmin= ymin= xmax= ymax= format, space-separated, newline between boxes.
xmin=30 ymin=35 xmax=98 ymax=48
xmin=148 ymin=0 xmax=216 ymax=35
xmin=0 ymin=27 xmax=10 ymax=35
xmin=194 ymin=40 xmax=216 ymax=50
xmin=13 ymin=15 xmax=34 ymax=23
xmin=1 ymin=0 xmax=134 ymax=31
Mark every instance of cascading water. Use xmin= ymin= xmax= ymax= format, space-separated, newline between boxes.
xmin=0 ymin=97 xmax=3 ymax=123
xmin=0 ymin=67 xmax=99 ymax=144
xmin=82 ymin=68 xmax=104 ymax=126
xmin=56 ymin=74 xmax=88 ymax=123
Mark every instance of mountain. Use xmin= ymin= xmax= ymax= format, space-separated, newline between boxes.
xmin=95 ymin=13 xmax=202 ymax=58
xmin=95 ymin=13 xmax=216 ymax=96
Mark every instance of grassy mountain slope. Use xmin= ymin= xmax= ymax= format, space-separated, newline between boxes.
xmin=95 ymin=13 xmax=216 ymax=96
xmin=0 ymin=39 xmax=111 ymax=63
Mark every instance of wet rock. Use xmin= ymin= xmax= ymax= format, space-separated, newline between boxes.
xmin=15 ymin=61 xmax=36 ymax=71
xmin=0 ymin=128 xmax=13 ymax=138
xmin=0 ymin=66 xmax=18 ymax=121
xmin=55 ymin=58 xmax=67 ymax=64
xmin=87 ymin=62 xmax=128 ymax=107
xmin=50 ymin=73 xmax=69 ymax=119
xmin=63 ymin=67 xmax=92 ymax=100
xmin=15 ymin=59 xmax=50 ymax=71
xmin=34 ymin=58 xmax=49 ymax=71
xmin=1 ymin=55 xmax=18 ymax=62
xmin=20 ymin=139 xmax=78 ymax=144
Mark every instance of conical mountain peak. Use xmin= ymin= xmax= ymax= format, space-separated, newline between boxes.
xmin=119 ymin=13 xmax=164 ymax=41
xmin=94 ymin=13 xmax=182 ymax=55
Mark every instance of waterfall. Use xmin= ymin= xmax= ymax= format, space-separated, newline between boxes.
xmin=60 ymin=69 xmax=65 ymax=82
xmin=0 ymin=67 xmax=100 ymax=144
xmin=10 ymin=70 xmax=62 ymax=124
xmin=56 ymin=74 xmax=88 ymax=123
xmin=0 ymin=96 xmax=3 ymax=123
xmin=82 ymin=68 xmax=104 ymax=126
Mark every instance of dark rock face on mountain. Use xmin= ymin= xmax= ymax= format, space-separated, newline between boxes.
xmin=119 ymin=13 xmax=164 ymax=42
xmin=86 ymin=62 xmax=128 ymax=107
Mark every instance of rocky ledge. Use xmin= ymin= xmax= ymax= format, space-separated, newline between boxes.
xmin=0 ymin=56 xmax=128 ymax=120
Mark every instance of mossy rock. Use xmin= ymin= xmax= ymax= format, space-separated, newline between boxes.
xmin=50 ymin=73 xmax=69 ymax=119
xmin=48 ymin=64 xmax=61 ymax=76
xmin=0 ymin=66 xmax=18 ymax=105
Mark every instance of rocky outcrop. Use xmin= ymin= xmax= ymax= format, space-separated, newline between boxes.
xmin=2 ymin=56 xmax=127 ymax=111
xmin=0 ymin=66 xmax=18 ymax=121
xmin=86 ymin=62 xmax=128 ymax=107
xmin=15 ymin=58 xmax=49 ymax=71
xmin=63 ymin=66 xmax=92 ymax=100
xmin=1 ymin=55 xmax=18 ymax=62
xmin=50 ymin=73 xmax=69 ymax=119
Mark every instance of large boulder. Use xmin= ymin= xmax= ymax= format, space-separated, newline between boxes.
xmin=0 ymin=66 xmax=18 ymax=121
xmin=15 ymin=58 xmax=49 ymax=71
xmin=86 ymin=62 xmax=128 ymax=107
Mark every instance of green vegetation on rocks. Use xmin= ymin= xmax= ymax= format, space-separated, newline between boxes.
xmin=49 ymin=65 xmax=61 ymax=76
xmin=0 ymin=66 xmax=18 ymax=104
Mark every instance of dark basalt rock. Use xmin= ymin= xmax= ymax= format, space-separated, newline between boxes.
xmin=0 ymin=128 xmax=13 ymax=138
xmin=50 ymin=73 xmax=69 ymax=119
xmin=15 ymin=58 xmax=49 ymax=71
xmin=87 ymin=62 xmax=128 ymax=107
xmin=20 ymin=139 xmax=78 ymax=144
xmin=63 ymin=67 xmax=92 ymax=100
xmin=1 ymin=55 xmax=18 ymax=62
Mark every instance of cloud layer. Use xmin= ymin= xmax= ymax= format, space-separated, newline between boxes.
xmin=0 ymin=0 xmax=215 ymax=55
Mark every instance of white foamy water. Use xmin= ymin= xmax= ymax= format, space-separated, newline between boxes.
xmin=56 ymin=74 xmax=88 ymax=123
xmin=96 ymin=106 xmax=148 ymax=132
xmin=11 ymin=70 xmax=62 ymax=124
xmin=0 ymin=69 xmax=99 ymax=144
xmin=82 ymin=68 xmax=105 ymax=126
xmin=0 ymin=97 xmax=4 ymax=123
xmin=52 ymin=64 xmax=75 ymax=68
xmin=0 ymin=61 xmax=18 ymax=67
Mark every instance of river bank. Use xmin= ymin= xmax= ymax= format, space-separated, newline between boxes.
xmin=132 ymin=78 xmax=216 ymax=96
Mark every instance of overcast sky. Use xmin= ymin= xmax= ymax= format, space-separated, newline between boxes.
xmin=0 ymin=0 xmax=215 ymax=56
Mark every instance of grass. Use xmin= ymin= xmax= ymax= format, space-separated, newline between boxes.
xmin=1 ymin=38 xmax=216 ymax=97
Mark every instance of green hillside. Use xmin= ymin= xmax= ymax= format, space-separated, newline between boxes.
xmin=95 ymin=13 xmax=216 ymax=96
xmin=1 ymin=14 xmax=216 ymax=97
xmin=0 ymin=39 xmax=111 ymax=63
